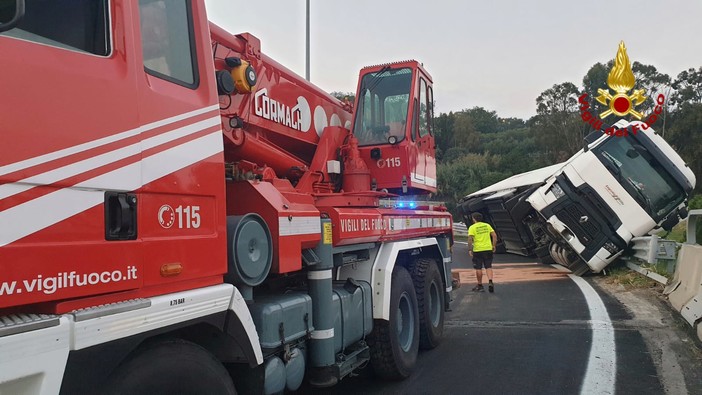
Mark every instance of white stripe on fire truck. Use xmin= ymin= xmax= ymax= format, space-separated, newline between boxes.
xmin=278 ymin=216 xmax=321 ymax=236
xmin=0 ymin=131 xmax=222 ymax=248
xmin=0 ymin=117 xmax=220 ymax=201
xmin=307 ymin=270 xmax=332 ymax=280
xmin=410 ymin=172 xmax=437 ymax=188
xmin=0 ymin=105 xmax=219 ymax=177
xmin=309 ymin=328 xmax=334 ymax=340
xmin=387 ymin=217 xmax=451 ymax=231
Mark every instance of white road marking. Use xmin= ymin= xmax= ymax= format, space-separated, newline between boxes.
xmin=564 ymin=270 xmax=617 ymax=395
xmin=551 ymin=264 xmax=571 ymax=273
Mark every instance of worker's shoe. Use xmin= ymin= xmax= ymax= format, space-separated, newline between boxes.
xmin=488 ymin=282 xmax=494 ymax=293
xmin=472 ymin=284 xmax=484 ymax=292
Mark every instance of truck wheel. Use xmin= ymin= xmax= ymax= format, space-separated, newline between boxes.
xmin=367 ymin=266 xmax=419 ymax=380
xmin=410 ymin=258 xmax=445 ymax=350
xmin=105 ymin=339 xmax=237 ymax=395
xmin=534 ymin=243 xmax=555 ymax=264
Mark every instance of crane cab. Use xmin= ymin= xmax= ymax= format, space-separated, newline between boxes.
xmin=351 ymin=60 xmax=436 ymax=195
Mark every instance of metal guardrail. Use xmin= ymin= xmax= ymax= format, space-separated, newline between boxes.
xmin=621 ymin=210 xmax=702 ymax=284
xmin=621 ymin=235 xmax=679 ymax=284
xmin=453 ymin=222 xmax=468 ymax=237
xmin=624 ymin=235 xmax=678 ymax=265
xmin=686 ymin=209 xmax=702 ymax=244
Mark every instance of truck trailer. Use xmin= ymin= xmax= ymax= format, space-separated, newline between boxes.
xmin=460 ymin=120 xmax=695 ymax=275
xmin=0 ymin=1 xmax=453 ymax=394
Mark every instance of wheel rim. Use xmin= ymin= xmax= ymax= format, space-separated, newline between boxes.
xmin=396 ymin=291 xmax=415 ymax=352
xmin=429 ymin=280 xmax=441 ymax=327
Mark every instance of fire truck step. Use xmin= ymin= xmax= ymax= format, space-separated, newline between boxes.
xmin=72 ymin=298 xmax=151 ymax=322
xmin=0 ymin=313 xmax=60 ymax=337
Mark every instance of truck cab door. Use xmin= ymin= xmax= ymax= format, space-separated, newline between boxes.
xmin=0 ymin=0 xmax=144 ymax=309
xmin=412 ymin=76 xmax=436 ymax=191
xmin=134 ymin=0 xmax=227 ymax=292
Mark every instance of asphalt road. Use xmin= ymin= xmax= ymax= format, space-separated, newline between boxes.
xmin=305 ymin=242 xmax=673 ymax=395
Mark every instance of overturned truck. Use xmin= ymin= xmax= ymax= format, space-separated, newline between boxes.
xmin=460 ymin=120 xmax=695 ymax=275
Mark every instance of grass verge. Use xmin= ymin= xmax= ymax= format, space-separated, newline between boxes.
xmin=603 ymin=263 xmax=664 ymax=291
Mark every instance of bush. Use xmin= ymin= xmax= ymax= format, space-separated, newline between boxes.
xmin=689 ymin=195 xmax=702 ymax=210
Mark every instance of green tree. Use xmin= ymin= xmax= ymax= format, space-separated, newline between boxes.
xmin=582 ymin=61 xmax=611 ymax=118
xmin=497 ymin=117 xmax=526 ymax=131
xmin=631 ymin=62 xmax=671 ymax=114
xmin=452 ymin=112 xmax=480 ymax=151
xmin=434 ymin=111 xmax=456 ymax=160
xmin=463 ymin=107 xmax=500 ymax=134
xmin=442 ymin=146 xmax=469 ymax=163
xmin=532 ymin=82 xmax=586 ymax=162
xmin=436 ymin=153 xmax=509 ymax=218
xmin=482 ymin=127 xmax=541 ymax=173
xmin=665 ymin=103 xmax=702 ymax=192
xmin=330 ymin=91 xmax=355 ymax=104
xmin=671 ymin=67 xmax=702 ymax=107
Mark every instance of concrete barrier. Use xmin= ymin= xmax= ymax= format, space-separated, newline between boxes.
xmin=663 ymin=209 xmax=702 ymax=343
xmin=667 ymin=244 xmax=702 ymax=316
xmin=453 ymin=222 xmax=468 ymax=237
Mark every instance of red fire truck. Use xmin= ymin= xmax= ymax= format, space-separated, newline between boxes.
xmin=0 ymin=1 xmax=452 ymax=394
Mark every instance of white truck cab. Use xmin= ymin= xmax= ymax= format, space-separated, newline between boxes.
xmin=462 ymin=120 xmax=695 ymax=275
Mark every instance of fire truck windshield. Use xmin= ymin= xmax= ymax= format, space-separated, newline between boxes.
xmin=353 ymin=67 xmax=412 ymax=146
xmin=594 ymin=136 xmax=685 ymax=220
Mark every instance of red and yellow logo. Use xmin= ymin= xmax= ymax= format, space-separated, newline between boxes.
xmin=596 ymin=42 xmax=646 ymax=119
xmin=579 ymin=41 xmax=665 ymax=137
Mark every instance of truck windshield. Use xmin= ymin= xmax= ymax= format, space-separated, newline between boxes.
xmin=353 ymin=67 xmax=412 ymax=146
xmin=594 ymin=136 xmax=685 ymax=220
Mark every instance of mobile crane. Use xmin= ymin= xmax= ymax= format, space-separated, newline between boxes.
xmin=0 ymin=1 xmax=452 ymax=394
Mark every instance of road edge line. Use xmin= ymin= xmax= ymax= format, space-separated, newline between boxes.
xmin=566 ymin=272 xmax=617 ymax=395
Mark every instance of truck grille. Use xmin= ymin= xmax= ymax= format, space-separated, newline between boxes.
xmin=557 ymin=204 xmax=600 ymax=244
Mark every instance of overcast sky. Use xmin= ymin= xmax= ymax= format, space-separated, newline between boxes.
xmin=204 ymin=0 xmax=702 ymax=120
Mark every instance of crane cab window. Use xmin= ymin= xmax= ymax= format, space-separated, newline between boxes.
xmin=353 ymin=67 xmax=412 ymax=146
xmin=0 ymin=0 xmax=110 ymax=56
xmin=139 ymin=0 xmax=198 ymax=88
xmin=418 ymin=78 xmax=431 ymax=137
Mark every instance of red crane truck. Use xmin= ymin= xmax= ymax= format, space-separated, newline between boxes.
xmin=0 ymin=1 xmax=453 ymax=394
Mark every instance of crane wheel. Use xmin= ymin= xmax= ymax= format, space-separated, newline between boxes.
xmin=410 ymin=258 xmax=445 ymax=350
xmin=367 ymin=266 xmax=419 ymax=380
xmin=104 ymin=339 xmax=237 ymax=395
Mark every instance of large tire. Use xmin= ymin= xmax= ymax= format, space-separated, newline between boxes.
xmin=105 ymin=339 xmax=237 ymax=395
xmin=367 ymin=266 xmax=420 ymax=380
xmin=534 ymin=243 xmax=555 ymax=264
xmin=409 ymin=258 xmax=445 ymax=350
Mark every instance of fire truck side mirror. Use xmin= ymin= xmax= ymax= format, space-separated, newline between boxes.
xmin=0 ymin=0 xmax=25 ymax=33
